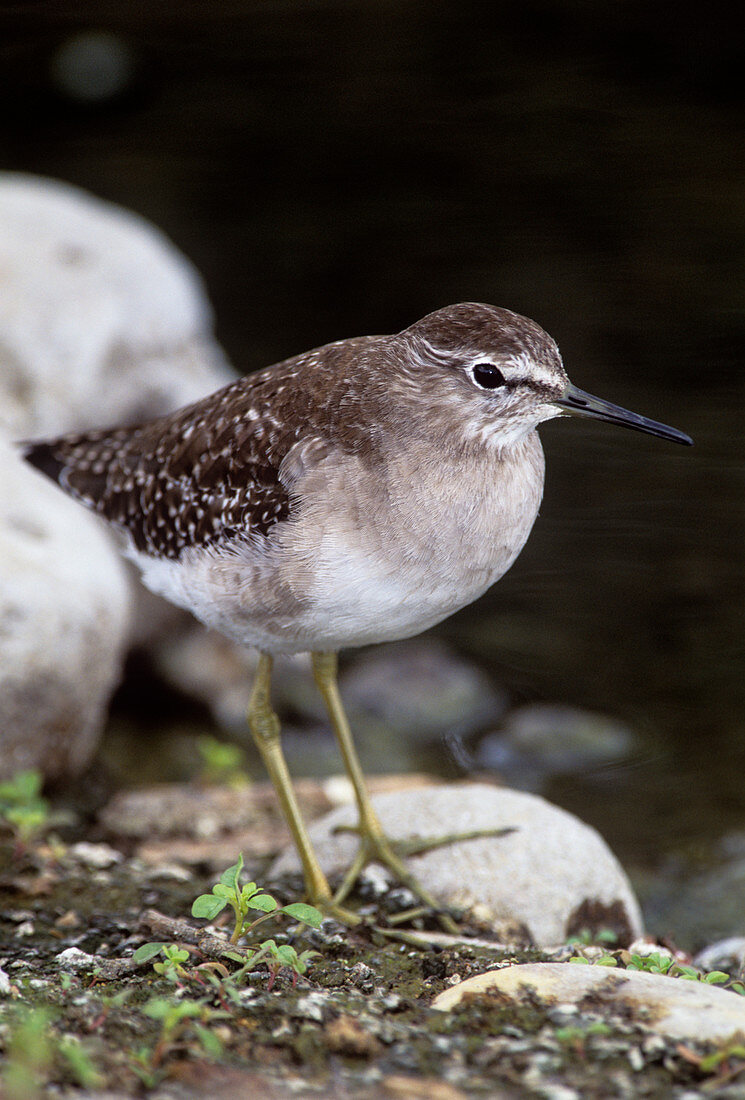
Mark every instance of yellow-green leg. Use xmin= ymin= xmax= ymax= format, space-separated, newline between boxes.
xmin=248 ymin=653 xmax=357 ymax=922
xmin=311 ymin=651 xmax=459 ymax=933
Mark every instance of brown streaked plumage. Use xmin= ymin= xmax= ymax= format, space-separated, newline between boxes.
xmin=21 ymin=302 xmax=692 ymax=926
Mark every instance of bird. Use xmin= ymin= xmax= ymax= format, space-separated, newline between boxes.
xmin=21 ymin=302 xmax=692 ymax=924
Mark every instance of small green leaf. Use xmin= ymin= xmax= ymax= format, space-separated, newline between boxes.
xmin=282 ymin=902 xmax=323 ymax=927
xmin=703 ymin=971 xmax=730 ymax=984
xmin=596 ymin=929 xmax=619 ymax=944
xmin=132 ymin=942 xmax=167 ymax=964
xmin=596 ymin=955 xmax=618 ymax=967
xmin=219 ymin=855 xmax=244 ymax=891
xmin=162 ymin=946 xmax=190 ymax=964
xmin=144 ymin=999 xmax=204 ymax=1023
xmin=248 ymin=894 xmax=278 ymax=913
xmin=223 ymin=950 xmax=249 ymax=964
xmin=211 ymin=883 xmax=235 ymax=899
xmin=568 ymin=956 xmax=590 ymax=964
xmin=192 ymin=894 xmax=227 ymax=920
xmin=193 ymin=1022 xmax=223 ymax=1057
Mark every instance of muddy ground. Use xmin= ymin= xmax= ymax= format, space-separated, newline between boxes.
xmin=0 ymin=785 xmax=743 ymax=1099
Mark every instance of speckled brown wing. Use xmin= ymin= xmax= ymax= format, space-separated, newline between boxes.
xmin=22 ymin=370 xmax=306 ymax=560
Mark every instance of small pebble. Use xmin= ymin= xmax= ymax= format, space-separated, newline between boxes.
xmin=628 ymin=1046 xmax=644 ymax=1071
xmin=55 ymin=947 xmax=98 ymax=972
xmin=70 ymin=842 xmax=122 ymax=868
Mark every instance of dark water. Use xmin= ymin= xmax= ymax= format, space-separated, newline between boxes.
xmin=2 ymin=4 xmax=743 ymax=892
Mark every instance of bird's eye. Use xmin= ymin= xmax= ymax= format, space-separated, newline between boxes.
xmin=471 ymin=362 xmax=506 ymax=390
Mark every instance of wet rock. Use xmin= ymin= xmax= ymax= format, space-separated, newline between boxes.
xmin=640 ymin=832 xmax=745 ymax=950
xmin=0 ymin=439 xmax=130 ymax=781
xmin=694 ymin=937 xmax=745 ymax=977
xmin=151 ymin=633 xmax=324 ymax=733
xmin=476 ymin=704 xmax=636 ymax=788
xmin=99 ymin=780 xmax=332 ymax=840
xmin=152 ymin=637 xmax=504 ymax=768
xmin=271 ymin=783 xmax=643 ymax=947
xmin=431 ymin=961 xmax=745 ymax=1044
xmin=340 ymin=641 xmax=508 ymax=743
xmin=0 ymin=172 xmax=235 ymax=441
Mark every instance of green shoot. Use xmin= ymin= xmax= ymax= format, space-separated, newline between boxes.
xmin=132 ymin=942 xmax=191 ymax=982
xmin=196 ymin=735 xmax=250 ymax=787
xmin=191 ymin=853 xmax=323 ymax=944
xmin=0 ymin=770 xmax=50 ymax=844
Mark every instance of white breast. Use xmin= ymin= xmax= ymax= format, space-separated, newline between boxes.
xmin=129 ymin=431 xmax=545 ymax=656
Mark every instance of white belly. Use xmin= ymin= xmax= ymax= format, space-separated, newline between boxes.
xmin=132 ymin=431 xmax=545 ymax=655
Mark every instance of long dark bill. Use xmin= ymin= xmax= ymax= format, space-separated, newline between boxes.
xmin=556 ymin=383 xmax=693 ymax=446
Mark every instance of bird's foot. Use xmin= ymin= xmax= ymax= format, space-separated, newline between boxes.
xmin=306 ymin=894 xmax=362 ymax=927
xmin=329 ymin=824 xmax=512 ymax=934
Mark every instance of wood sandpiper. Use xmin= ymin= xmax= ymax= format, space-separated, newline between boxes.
xmin=22 ymin=302 xmax=692 ymax=924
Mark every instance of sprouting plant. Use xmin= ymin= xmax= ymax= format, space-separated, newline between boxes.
xmin=0 ymin=770 xmax=50 ymax=845
xmin=697 ymin=1040 xmax=745 ymax=1075
xmin=132 ymin=942 xmax=192 ymax=982
xmin=196 ymin=735 xmax=250 ymax=787
xmin=129 ymin=998 xmax=225 ymax=1088
xmin=566 ymin=927 xmax=619 ymax=947
xmin=191 ymin=853 xmax=323 ymax=945
xmin=56 ymin=1035 xmax=103 ymax=1090
xmin=1 ymin=1006 xmax=54 ymax=1100
xmin=626 ymin=951 xmax=675 ymax=975
xmin=230 ymin=938 xmax=318 ymax=991
xmin=570 ymin=948 xmax=745 ymax=995
xmin=135 ymin=855 xmax=323 ymax=990
xmin=555 ymin=1020 xmax=612 ymax=1052
xmin=0 ymin=1006 xmax=102 ymax=1097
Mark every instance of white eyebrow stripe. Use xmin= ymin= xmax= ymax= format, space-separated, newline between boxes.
xmin=414 ymin=336 xmax=465 ymax=365
xmin=414 ymin=340 xmax=563 ymax=391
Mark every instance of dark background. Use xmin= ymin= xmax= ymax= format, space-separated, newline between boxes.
xmin=1 ymin=2 xmax=744 ymax=889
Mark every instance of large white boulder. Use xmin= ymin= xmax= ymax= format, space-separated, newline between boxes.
xmin=271 ymin=783 xmax=644 ymax=947
xmin=0 ymin=438 xmax=130 ymax=781
xmin=0 ymin=172 xmax=236 ymax=440
xmin=0 ymin=173 xmax=239 ymax=659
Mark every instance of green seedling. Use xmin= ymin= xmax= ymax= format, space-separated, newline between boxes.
xmin=196 ymin=735 xmax=250 ymax=787
xmin=698 ymin=1041 xmax=745 ymax=1074
xmin=230 ymin=938 xmax=318 ymax=991
xmin=626 ymin=951 xmax=675 ymax=975
xmin=555 ymin=1021 xmax=612 ymax=1048
xmin=1 ymin=1006 xmax=102 ymax=1098
xmin=191 ymin=853 xmax=323 ymax=944
xmin=57 ymin=1035 xmax=103 ymax=1090
xmin=1 ymin=1006 xmax=53 ymax=1100
xmin=136 ymin=856 xmax=323 ymax=990
xmin=567 ymin=927 xmax=619 ymax=947
xmin=571 ymin=948 xmax=745 ymax=995
xmin=132 ymin=942 xmax=192 ymax=982
xmin=129 ymin=998 xmax=225 ymax=1088
xmin=0 ymin=770 xmax=50 ymax=845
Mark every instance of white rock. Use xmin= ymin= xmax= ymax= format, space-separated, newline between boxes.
xmin=55 ymin=947 xmax=98 ymax=972
xmin=431 ymin=962 xmax=745 ymax=1044
xmin=70 ymin=841 xmax=123 ymax=868
xmin=694 ymin=936 xmax=745 ymax=975
xmin=270 ymin=783 xmax=643 ymax=947
xmin=0 ymin=172 xmax=236 ymax=440
xmin=0 ymin=439 xmax=130 ymax=780
xmin=0 ymin=173 xmax=237 ymax=654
